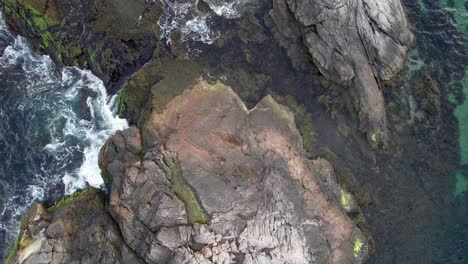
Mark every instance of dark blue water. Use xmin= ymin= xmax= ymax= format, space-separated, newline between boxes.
xmin=0 ymin=14 xmax=127 ymax=260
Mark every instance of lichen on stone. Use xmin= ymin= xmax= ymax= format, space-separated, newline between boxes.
xmin=353 ymin=237 xmax=364 ymax=258
xmin=209 ymin=81 xmax=227 ymax=91
xmin=170 ymin=163 xmax=207 ymax=224
xmin=341 ymin=189 xmax=352 ymax=211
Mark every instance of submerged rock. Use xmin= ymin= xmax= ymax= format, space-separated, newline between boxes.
xmin=271 ymin=0 xmax=414 ymax=146
xmin=9 ymin=81 xmax=368 ymax=263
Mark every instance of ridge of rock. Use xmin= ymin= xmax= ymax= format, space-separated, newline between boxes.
xmin=271 ymin=0 xmax=414 ymax=146
xmin=8 ymin=81 xmax=368 ymax=264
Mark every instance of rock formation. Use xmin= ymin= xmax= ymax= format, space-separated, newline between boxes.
xmin=2 ymin=0 xmax=161 ymax=92
xmin=6 ymin=188 xmax=145 ymax=264
xmin=271 ymin=0 xmax=414 ymax=146
xmin=2 ymin=0 xmax=415 ymax=147
xmin=8 ymin=81 xmax=368 ymax=263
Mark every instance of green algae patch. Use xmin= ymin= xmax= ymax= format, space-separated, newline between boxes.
xmin=32 ymin=16 xmax=48 ymax=31
xmin=273 ymin=94 xmax=317 ymax=153
xmin=341 ymin=189 xmax=352 ymax=211
xmin=116 ymin=91 xmax=127 ymax=117
xmin=47 ymin=188 xmax=92 ymax=213
xmin=210 ymin=82 xmax=227 ymax=91
xmin=22 ymin=1 xmax=61 ymax=28
xmin=353 ymin=237 xmax=364 ymax=258
xmin=170 ymin=163 xmax=207 ymax=224
xmin=5 ymin=233 xmax=21 ymax=264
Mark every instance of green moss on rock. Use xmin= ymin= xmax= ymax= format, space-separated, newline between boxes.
xmin=47 ymin=188 xmax=92 ymax=213
xmin=170 ymin=163 xmax=207 ymax=224
xmin=2 ymin=0 xmax=162 ymax=92
xmin=118 ymin=58 xmax=202 ymax=125
xmin=5 ymin=233 xmax=21 ymax=264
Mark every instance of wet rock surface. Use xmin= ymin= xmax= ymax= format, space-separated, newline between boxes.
xmin=1 ymin=0 xmax=161 ymax=92
xmin=9 ymin=81 xmax=368 ymax=263
xmin=271 ymin=0 xmax=414 ymax=145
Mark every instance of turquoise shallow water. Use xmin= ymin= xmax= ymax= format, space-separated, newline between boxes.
xmin=393 ymin=0 xmax=468 ymax=262
xmin=438 ymin=0 xmax=468 ymax=196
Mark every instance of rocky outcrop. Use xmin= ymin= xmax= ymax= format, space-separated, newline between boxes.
xmin=8 ymin=81 xmax=368 ymax=263
xmin=102 ymin=81 xmax=368 ymax=263
xmin=6 ymin=188 xmax=144 ymax=264
xmin=2 ymin=0 xmax=161 ymax=92
xmin=271 ymin=0 xmax=414 ymax=146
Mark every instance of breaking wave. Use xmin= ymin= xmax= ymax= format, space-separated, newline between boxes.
xmin=157 ymin=0 xmax=255 ymax=45
xmin=0 ymin=13 xmax=127 ymax=256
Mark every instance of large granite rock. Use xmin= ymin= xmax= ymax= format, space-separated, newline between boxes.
xmin=9 ymin=81 xmax=368 ymax=263
xmin=271 ymin=0 xmax=414 ymax=146
xmin=6 ymin=188 xmax=144 ymax=264
xmin=100 ymin=81 xmax=368 ymax=263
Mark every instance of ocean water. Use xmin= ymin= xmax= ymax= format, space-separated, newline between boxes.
xmin=157 ymin=0 xmax=256 ymax=46
xmin=0 ymin=0 xmax=467 ymax=263
xmin=0 ymin=14 xmax=127 ymax=260
xmin=438 ymin=0 xmax=468 ymax=196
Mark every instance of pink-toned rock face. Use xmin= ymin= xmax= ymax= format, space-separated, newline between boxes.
xmin=100 ymin=81 xmax=368 ymax=263
xmin=10 ymin=81 xmax=367 ymax=264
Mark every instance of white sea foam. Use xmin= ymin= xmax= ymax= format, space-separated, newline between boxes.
xmin=0 ymin=11 xmax=127 ymax=248
xmin=28 ymin=184 xmax=45 ymax=201
xmin=58 ymin=68 xmax=128 ymax=193
xmin=1 ymin=35 xmax=128 ymax=196
xmin=182 ymin=15 xmax=220 ymax=44
xmin=158 ymin=1 xmax=194 ymax=44
xmin=207 ymin=0 xmax=246 ymax=19
xmin=157 ymin=0 xmax=255 ymax=46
